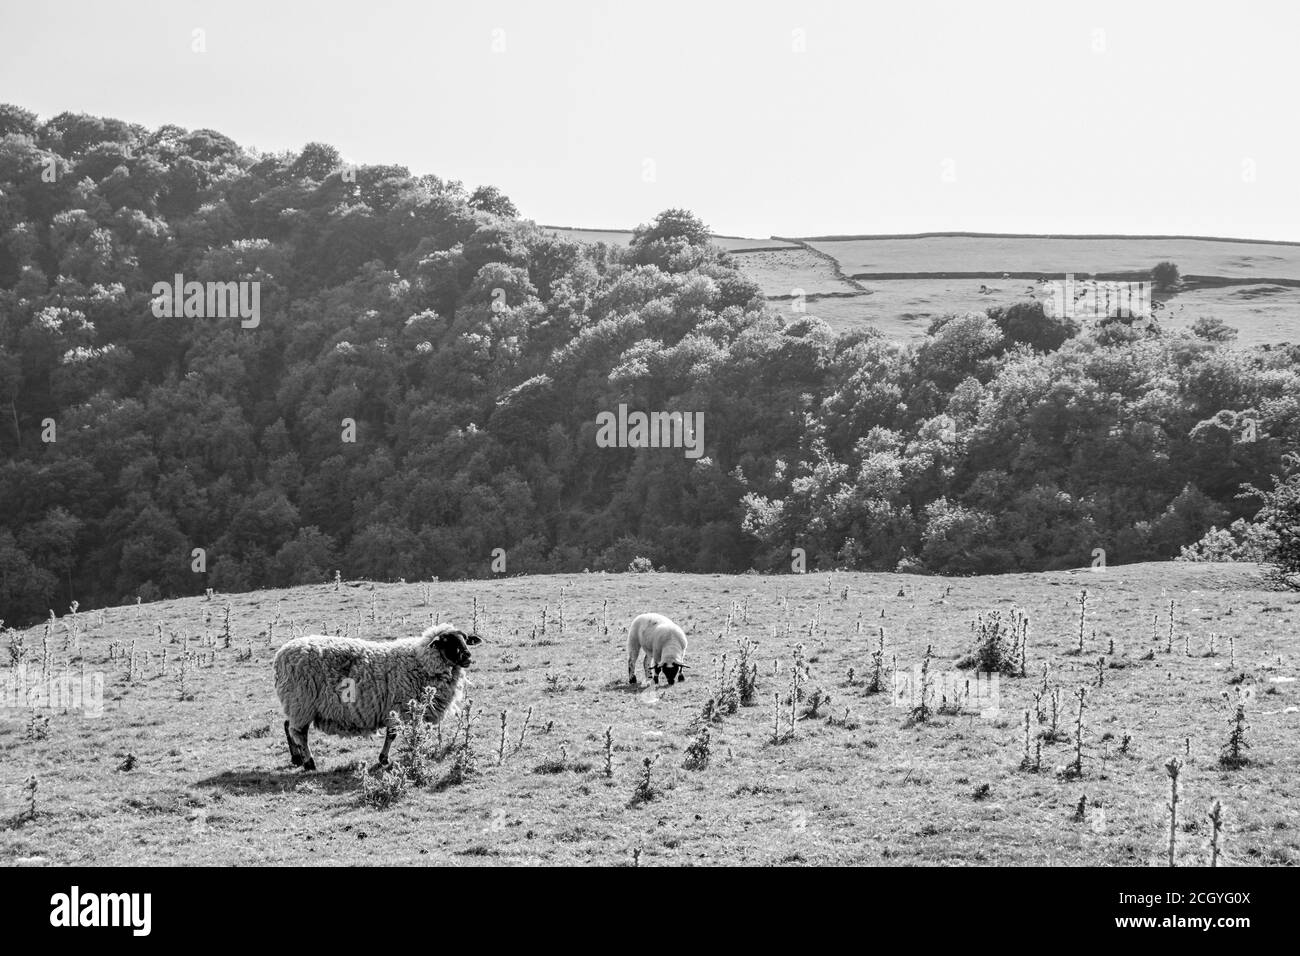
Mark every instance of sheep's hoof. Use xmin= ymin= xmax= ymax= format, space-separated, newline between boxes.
xmin=628 ymin=677 xmax=637 ymax=686
xmin=377 ymin=754 xmax=389 ymax=767
xmin=302 ymin=758 xmax=316 ymax=771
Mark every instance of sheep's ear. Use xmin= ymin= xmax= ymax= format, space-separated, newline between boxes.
xmin=464 ymin=633 xmax=483 ymax=646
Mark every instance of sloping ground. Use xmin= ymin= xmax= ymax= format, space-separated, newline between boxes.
xmin=804 ymin=235 xmax=1300 ymax=282
xmin=2 ymin=562 xmax=1295 ymax=866
xmin=1158 ymin=286 xmax=1300 ymax=347
xmin=725 ymin=246 xmax=860 ymax=298
xmin=795 ymin=277 xmax=1052 ymax=341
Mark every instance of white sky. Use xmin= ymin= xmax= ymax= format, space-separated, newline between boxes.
xmin=2 ymin=0 xmax=1296 ymax=240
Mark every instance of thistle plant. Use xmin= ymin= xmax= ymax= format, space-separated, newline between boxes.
xmin=1165 ymin=757 xmax=1183 ymax=866
xmin=514 ymin=704 xmax=534 ymax=752
xmin=1067 ymin=686 xmax=1087 ymax=777
xmin=866 ymin=627 xmax=886 ymax=695
xmin=1207 ymin=799 xmax=1224 ymax=867
xmin=959 ymin=609 xmax=1018 ymax=675
xmin=682 ymin=726 xmax=711 ymax=771
xmin=1218 ymin=691 xmax=1250 ymax=769
xmin=1166 ymin=599 xmax=1176 ymax=654
xmin=909 ymin=644 xmax=934 ymax=724
xmin=1019 ymin=709 xmax=1034 ymax=771
xmin=734 ymin=635 xmax=759 ymax=706
xmin=1076 ymin=589 xmax=1088 ymax=654
xmin=630 ymin=755 xmax=659 ymax=806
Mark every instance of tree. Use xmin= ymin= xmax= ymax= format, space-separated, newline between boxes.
xmin=987 ymin=300 xmax=1078 ymax=352
xmin=468 ymin=185 xmax=519 ymax=218
xmin=0 ymin=103 xmax=39 ymax=138
xmin=289 ymin=142 xmax=342 ymax=181
xmin=1246 ymin=453 xmax=1300 ymax=581
xmin=630 ymin=208 xmax=711 ymax=250
xmin=1152 ymin=261 xmax=1180 ymax=292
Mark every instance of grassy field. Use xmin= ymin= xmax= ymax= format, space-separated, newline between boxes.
xmin=776 ymin=278 xmax=1053 ymax=341
xmin=729 ymin=246 xmax=860 ymax=298
xmin=803 ymin=235 xmax=1300 ymax=282
xmin=774 ymin=279 xmax=1300 ymax=348
xmin=2 ymin=562 xmax=1296 ymax=866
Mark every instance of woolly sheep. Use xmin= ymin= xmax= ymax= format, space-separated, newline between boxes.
xmin=626 ymin=613 xmax=689 ymax=686
xmin=273 ymin=624 xmax=483 ymax=770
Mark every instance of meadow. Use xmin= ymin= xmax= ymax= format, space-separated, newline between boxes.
xmin=2 ymin=562 xmax=1296 ymax=866
xmin=802 ymin=235 xmax=1300 ymax=282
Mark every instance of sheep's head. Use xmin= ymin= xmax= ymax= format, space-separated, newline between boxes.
xmin=655 ymin=662 xmax=688 ymax=686
xmin=433 ymin=629 xmax=483 ymax=668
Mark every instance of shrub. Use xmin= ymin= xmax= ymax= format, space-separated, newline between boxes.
xmin=1177 ymin=519 xmax=1275 ymax=563
xmin=1191 ymin=316 xmax=1237 ymax=343
xmin=682 ymin=726 xmax=711 ymax=771
xmin=987 ymin=300 xmax=1078 ymax=352
xmin=1151 ymin=261 xmax=1180 ymax=291
xmin=1243 ymin=453 xmax=1300 ymax=580
xmin=957 ymin=609 xmax=1019 ymax=675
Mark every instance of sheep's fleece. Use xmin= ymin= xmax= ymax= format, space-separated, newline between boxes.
xmin=274 ymin=624 xmax=476 ymax=735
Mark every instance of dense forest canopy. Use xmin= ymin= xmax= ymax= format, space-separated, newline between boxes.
xmin=1 ymin=104 xmax=1297 ymax=622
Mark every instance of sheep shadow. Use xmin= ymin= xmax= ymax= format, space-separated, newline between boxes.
xmin=603 ymin=678 xmax=650 ymax=694
xmin=195 ymin=766 xmax=359 ymax=796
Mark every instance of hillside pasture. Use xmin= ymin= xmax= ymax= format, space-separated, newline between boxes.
xmin=1 ymin=563 xmax=1296 ymax=866
xmin=804 ymin=235 xmax=1300 ymax=282
xmin=728 ymin=246 xmax=860 ymax=298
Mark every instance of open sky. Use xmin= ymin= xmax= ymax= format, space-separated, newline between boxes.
xmin=2 ymin=0 xmax=1296 ymax=240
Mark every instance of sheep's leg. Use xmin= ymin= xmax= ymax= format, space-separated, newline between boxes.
xmin=645 ymin=653 xmax=656 ymax=684
xmin=377 ymin=713 xmax=399 ymax=767
xmin=627 ymin=648 xmax=640 ymax=685
xmin=284 ymin=720 xmax=303 ymax=766
xmin=287 ymin=721 xmax=316 ymax=771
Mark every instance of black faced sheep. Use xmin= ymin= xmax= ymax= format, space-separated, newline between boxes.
xmin=626 ymin=613 xmax=689 ymax=686
xmin=273 ymin=624 xmax=483 ymax=770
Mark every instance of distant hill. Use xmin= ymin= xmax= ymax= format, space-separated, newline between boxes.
xmin=546 ymin=227 xmax=1300 ymax=346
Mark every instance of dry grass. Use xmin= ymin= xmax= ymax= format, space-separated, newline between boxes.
xmin=804 ymin=236 xmax=1300 ymax=282
xmin=3 ymin=562 xmax=1294 ymax=866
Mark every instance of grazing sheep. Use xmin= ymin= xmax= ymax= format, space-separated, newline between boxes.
xmin=273 ymin=624 xmax=483 ymax=770
xmin=627 ymin=613 xmax=689 ymax=686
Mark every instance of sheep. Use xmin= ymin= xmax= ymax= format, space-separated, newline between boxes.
xmin=273 ymin=624 xmax=483 ymax=770
xmin=626 ymin=613 xmax=689 ymax=686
